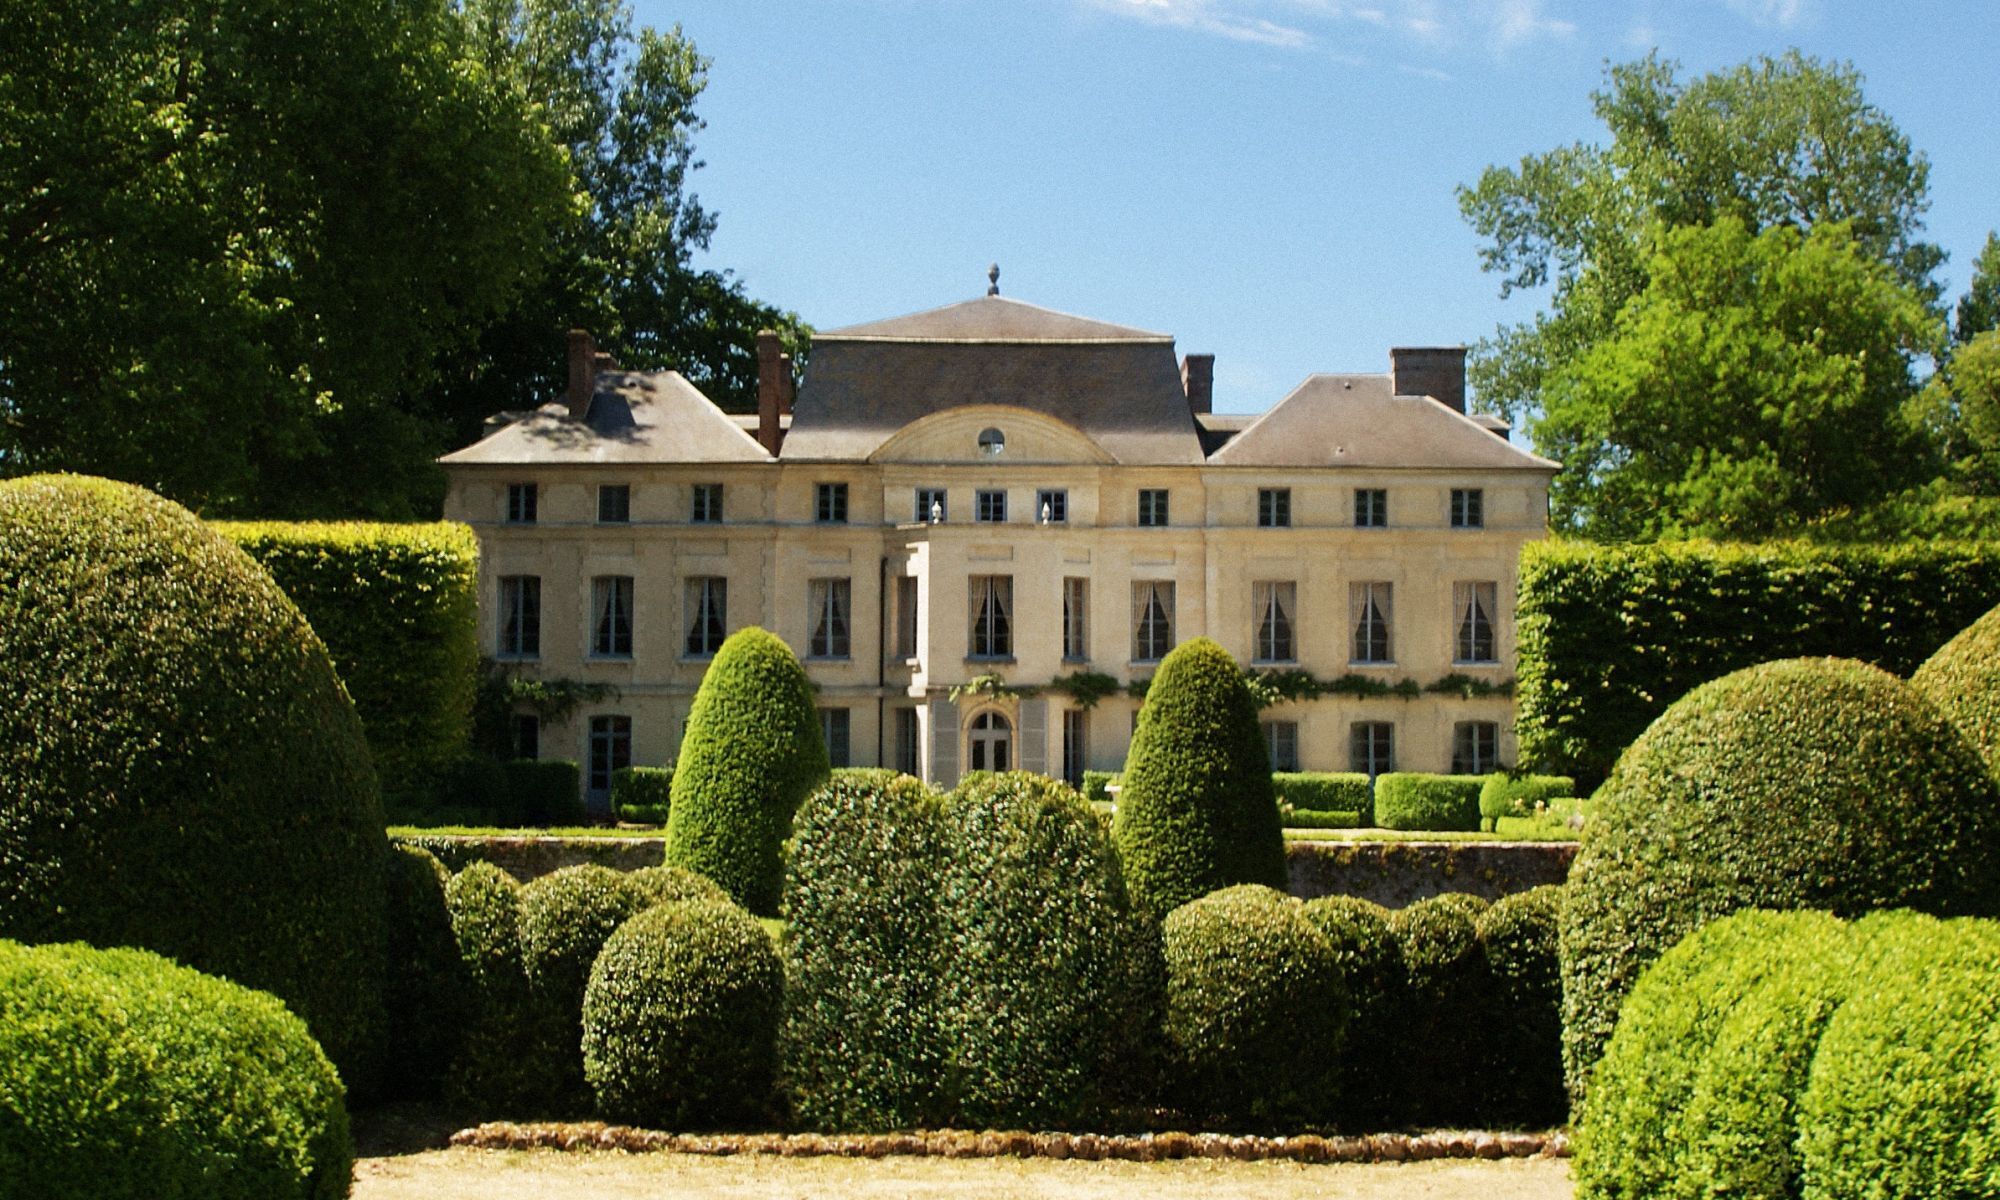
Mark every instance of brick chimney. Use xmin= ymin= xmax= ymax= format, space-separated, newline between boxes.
xmin=1389 ymin=347 xmax=1467 ymax=413
xmin=756 ymin=329 xmax=790 ymax=455
xmin=566 ymin=329 xmax=597 ymax=421
xmin=1181 ymin=353 xmax=1214 ymax=415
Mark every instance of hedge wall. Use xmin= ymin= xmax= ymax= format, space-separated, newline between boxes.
xmin=1272 ymin=772 xmax=1372 ymax=821
xmin=1517 ymin=539 xmax=2000 ymax=787
xmin=217 ymin=521 xmax=478 ymax=798
xmin=1373 ymin=774 xmax=1483 ymax=832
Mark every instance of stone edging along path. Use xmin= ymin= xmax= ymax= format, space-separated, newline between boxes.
xmin=452 ymin=1122 xmax=1571 ymax=1164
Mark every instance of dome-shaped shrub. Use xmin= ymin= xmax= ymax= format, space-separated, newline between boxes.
xmin=628 ymin=863 xmax=729 ymax=907
xmin=520 ymin=865 xmax=651 ymax=1008
xmin=1164 ymin=884 xmax=1343 ymax=1127
xmin=1913 ymin=601 xmax=2000 ymax=780
xmin=1559 ymin=657 xmax=2000 ymax=1100
xmin=582 ymin=899 xmax=784 ymax=1128
xmin=1390 ymin=892 xmax=1492 ymax=1124
xmin=1302 ymin=895 xmax=1403 ymax=1129
xmin=0 ymin=941 xmax=350 ymax=1200
xmin=443 ymin=862 xmax=571 ymax=1112
xmin=1476 ymin=885 xmax=1566 ymax=1127
xmin=782 ymin=773 xmax=948 ymax=1131
xmin=938 ymin=771 xmax=1155 ymax=1128
xmin=666 ymin=627 xmax=829 ymax=914
xmin=380 ymin=844 xmax=466 ymax=1099
xmin=1114 ymin=638 xmax=1287 ymax=920
xmin=0 ymin=475 xmax=386 ymax=1084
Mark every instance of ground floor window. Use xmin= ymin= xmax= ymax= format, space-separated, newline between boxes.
xmin=588 ymin=715 xmax=631 ymax=795
xmin=512 ymin=713 xmax=540 ymax=760
xmin=969 ymin=710 xmax=1012 ymax=773
xmin=1061 ymin=709 xmax=1087 ymax=785
xmin=1451 ymin=720 xmax=1498 ymax=775
xmin=1350 ymin=721 xmax=1393 ymax=775
xmin=819 ymin=707 xmax=851 ymax=768
xmin=1262 ymin=720 xmax=1299 ymax=772
xmin=894 ymin=708 xmax=920 ymax=776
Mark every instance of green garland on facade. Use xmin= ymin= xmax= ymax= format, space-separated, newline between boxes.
xmin=953 ymin=668 xmax=1511 ymax=709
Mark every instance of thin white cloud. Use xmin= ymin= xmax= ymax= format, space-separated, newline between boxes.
xmin=1722 ymin=0 xmax=1809 ymax=27
xmin=1086 ymin=0 xmax=1313 ymax=47
xmin=1081 ymin=0 xmax=1579 ymax=56
xmin=1399 ymin=62 xmax=1456 ymax=81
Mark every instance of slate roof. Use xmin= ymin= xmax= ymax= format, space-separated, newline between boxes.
xmin=1207 ymin=375 xmax=1557 ymax=471
xmin=440 ymin=370 xmax=771 ymax=465
xmin=819 ymin=294 xmax=1171 ymax=343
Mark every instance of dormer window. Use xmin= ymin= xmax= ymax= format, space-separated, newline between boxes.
xmin=977 ymin=427 xmax=1006 ymax=457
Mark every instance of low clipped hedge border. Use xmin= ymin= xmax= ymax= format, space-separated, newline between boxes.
xmin=1373 ymin=774 xmax=1483 ymax=832
xmin=217 ymin=520 xmax=478 ymax=798
xmin=1274 ymin=772 xmax=1373 ymax=823
xmin=1517 ymin=539 xmax=2000 ymax=788
xmin=612 ymin=766 xmax=672 ymax=823
xmin=1479 ymin=775 xmax=1575 ymax=828
xmin=503 ymin=760 xmax=584 ymax=825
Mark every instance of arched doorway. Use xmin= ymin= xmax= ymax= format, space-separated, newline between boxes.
xmin=968 ymin=710 xmax=1013 ymax=773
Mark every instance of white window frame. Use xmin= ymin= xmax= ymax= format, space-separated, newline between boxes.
xmin=1350 ymin=581 xmax=1393 ymax=664
xmin=1138 ymin=488 xmax=1170 ymax=527
xmin=808 ymin=577 xmax=852 ymax=658
xmin=1452 ymin=721 xmax=1499 ymax=774
xmin=815 ymin=482 xmax=849 ymax=524
xmin=1062 ymin=708 xmax=1088 ymax=785
xmin=591 ymin=575 xmax=634 ymax=658
xmin=1133 ymin=580 xmax=1175 ymax=662
xmin=1062 ymin=576 xmax=1089 ymax=661
xmin=1038 ymin=488 xmax=1068 ymax=524
xmin=1254 ymin=580 xmax=1296 ymax=663
xmin=1453 ymin=581 xmax=1499 ymax=665
xmin=1258 ymin=488 xmax=1291 ymax=528
xmin=1263 ymin=720 xmax=1300 ymax=772
xmin=1450 ymin=487 xmax=1485 ymax=529
xmin=691 ymin=482 xmax=723 ymax=524
xmin=916 ymin=487 xmax=947 ymax=523
xmin=499 ymin=575 xmax=541 ymax=658
xmin=819 ymin=707 xmax=851 ymax=768
xmin=505 ymin=482 xmax=537 ymax=524
xmin=969 ymin=574 xmax=1014 ymax=659
xmin=588 ymin=714 xmax=631 ymax=795
xmin=684 ymin=576 xmax=727 ymax=658
xmin=1350 ymin=721 xmax=1394 ymax=776
xmin=597 ymin=484 xmax=631 ymax=524
xmin=1355 ymin=488 xmax=1387 ymax=528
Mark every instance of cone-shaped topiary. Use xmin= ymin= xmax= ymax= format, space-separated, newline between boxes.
xmin=0 ymin=475 xmax=386 ymax=1088
xmin=1560 ymin=657 xmax=2000 ymax=1103
xmin=665 ymin=627 xmax=829 ymax=914
xmin=1913 ymin=600 xmax=2000 ymax=781
xmin=0 ymin=940 xmax=351 ymax=1200
xmin=582 ymin=898 xmax=784 ymax=1129
xmin=782 ymin=772 xmax=948 ymax=1132
xmin=1113 ymin=638 xmax=1287 ymax=920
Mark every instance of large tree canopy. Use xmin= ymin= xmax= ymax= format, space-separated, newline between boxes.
xmin=0 ymin=0 xmax=577 ymax=514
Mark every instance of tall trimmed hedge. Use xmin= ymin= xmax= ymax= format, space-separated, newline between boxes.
xmin=0 ymin=475 xmax=386 ymax=1089
xmin=1913 ymin=600 xmax=2000 ymax=781
xmin=1560 ymin=657 xmax=2000 ymax=1101
xmin=1518 ymin=539 xmax=2000 ymax=787
xmin=666 ymin=627 xmax=829 ymax=915
xmin=0 ymin=941 xmax=351 ymax=1200
xmin=1114 ymin=638 xmax=1287 ymax=920
xmin=217 ymin=520 xmax=478 ymax=799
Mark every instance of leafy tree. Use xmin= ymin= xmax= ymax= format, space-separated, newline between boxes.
xmin=1534 ymin=217 xmax=1940 ymax=538
xmin=438 ymin=0 xmax=810 ymax=436
xmin=0 ymin=0 xmax=575 ymax=514
xmin=1956 ymin=233 xmax=2000 ymax=344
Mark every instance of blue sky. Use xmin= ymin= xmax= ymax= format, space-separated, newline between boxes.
xmin=639 ymin=0 xmax=2000 ymax=414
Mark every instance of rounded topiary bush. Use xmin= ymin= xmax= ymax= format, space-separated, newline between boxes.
xmin=1114 ymin=638 xmax=1287 ymax=920
xmin=0 ymin=940 xmax=350 ymax=1200
xmin=938 ymin=771 xmax=1155 ymax=1129
xmin=520 ymin=865 xmax=651 ymax=1009
xmin=1912 ymin=600 xmax=2000 ymax=781
xmin=582 ymin=899 xmax=784 ymax=1129
xmin=1389 ymin=892 xmax=1492 ymax=1124
xmin=380 ymin=844 xmax=467 ymax=1099
xmin=443 ymin=861 xmax=571 ymax=1112
xmin=1796 ymin=913 xmax=2000 ymax=1200
xmin=0 ymin=475 xmax=387 ymax=1085
xmin=1164 ymin=884 xmax=1343 ymax=1128
xmin=1475 ymin=885 xmax=1566 ymax=1128
xmin=1559 ymin=657 xmax=2000 ymax=1100
xmin=1301 ymin=895 xmax=1403 ymax=1128
xmin=782 ymin=772 xmax=947 ymax=1131
xmin=665 ymin=627 xmax=829 ymax=915
xmin=628 ymin=863 xmax=729 ymax=907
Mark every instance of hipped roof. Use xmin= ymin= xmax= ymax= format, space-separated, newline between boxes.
xmin=439 ymin=371 xmax=770 ymax=465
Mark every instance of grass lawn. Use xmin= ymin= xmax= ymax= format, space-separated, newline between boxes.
xmin=353 ymin=1149 xmax=1573 ymax=1199
xmin=387 ymin=824 xmax=668 ymax=839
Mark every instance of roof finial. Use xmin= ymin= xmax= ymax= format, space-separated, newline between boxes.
xmin=987 ymin=262 xmax=1000 ymax=296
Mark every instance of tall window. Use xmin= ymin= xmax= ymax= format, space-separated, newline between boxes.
xmin=1351 ymin=581 xmax=1393 ymax=663
xmin=506 ymin=483 xmax=537 ymax=524
xmin=969 ymin=711 xmax=1012 ymax=772
xmin=1133 ymin=581 xmax=1175 ymax=662
xmin=588 ymin=715 xmax=631 ymax=795
xmin=1038 ymin=489 xmax=1068 ymax=524
xmin=819 ymin=707 xmax=851 ymax=768
xmin=691 ymin=483 xmax=723 ymax=523
xmin=512 ymin=713 xmax=540 ymax=760
xmin=916 ymin=487 xmax=947 ymax=523
xmin=969 ymin=575 xmax=1013 ymax=658
xmin=1258 ymin=488 xmax=1291 ymax=528
xmin=1062 ymin=709 xmax=1088 ymax=785
xmin=1138 ymin=488 xmax=1170 ymax=527
xmin=815 ymin=482 xmax=848 ymax=524
xmin=591 ymin=575 xmax=634 ymax=657
xmin=894 ymin=708 xmax=921 ymax=775
xmin=976 ymin=489 xmax=1007 ymax=523
xmin=1254 ymin=581 xmax=1296 ymax=662
xmin=1450 ymin=487 xmax=1484 ymax=528
xmin=499 ymin=575 xmax=541 ymax=657
xmin=1452 ymin=721 xmax=1499 ymax=774
xmin=1263 ymin=720 xmax=1300 ymax=772
xmin=1350 ymin=722 xmax=1394 ymax=775
xmin=808 ymin=578 xmax=851 ymax=658
xmin=684 ymin=576 xmax=727 ymax=657
xmin=597 ymin=484 xmax=631 ymax=523
xmin=1453 ymin=581 xmax=1498 ymax=664
xmin=1355 ymin=488 xmax=1387 ymax=528
xmin=894 ymin=575 xmax=919 ymax=659
xmin=1062 ymin=577 xmax=1089 ymax=660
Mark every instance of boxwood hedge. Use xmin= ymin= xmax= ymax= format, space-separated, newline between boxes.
xmin=1479 ymin=774 xmax=1575 ymax=829
xmin=1912 ymin=600 xmax=2000 ymax=782
xmin=1559 ymin=658 xmax=2000 ymax=1101
xmin=502 ymin=759 xmax=584 ymax=826
xmin=1389 ymin=893 xmax=1491 ymax=1123
xmin=666 ymin=628 xmax=829 ymax=915
xmin=1374 ymin=773 xmax=1483 ymax=832
xmin=1474 ymin=885 xmax=1566 ymax=1127
xmin=1301 ymin=895 xmax=1402 ymax=1127
xmin=443 ymin=862 xmax=572 ymax=1113
xmin=0 ymin=940 xmax=351 ymax=1200
xmin=380 ymin=845 xmax=466 ymax=1099
xmin=216 ymin=520 xmax=478 ymax=803
xmin=612 ymin=765 xmax=672 ymax=824
xmin=1114 ymin=639 xmax=1287 ymax=920
xmin=0 ymin=475 xmax=386 ymax=1089
xmin=582 ymin=899 xmax=784 ymax=1129
xmin=1273 ymin=772 xmax=1373 ymax=821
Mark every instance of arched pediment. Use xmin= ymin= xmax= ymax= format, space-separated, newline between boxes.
xmin=868 ymin=405 xmax=1115 ymax=465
